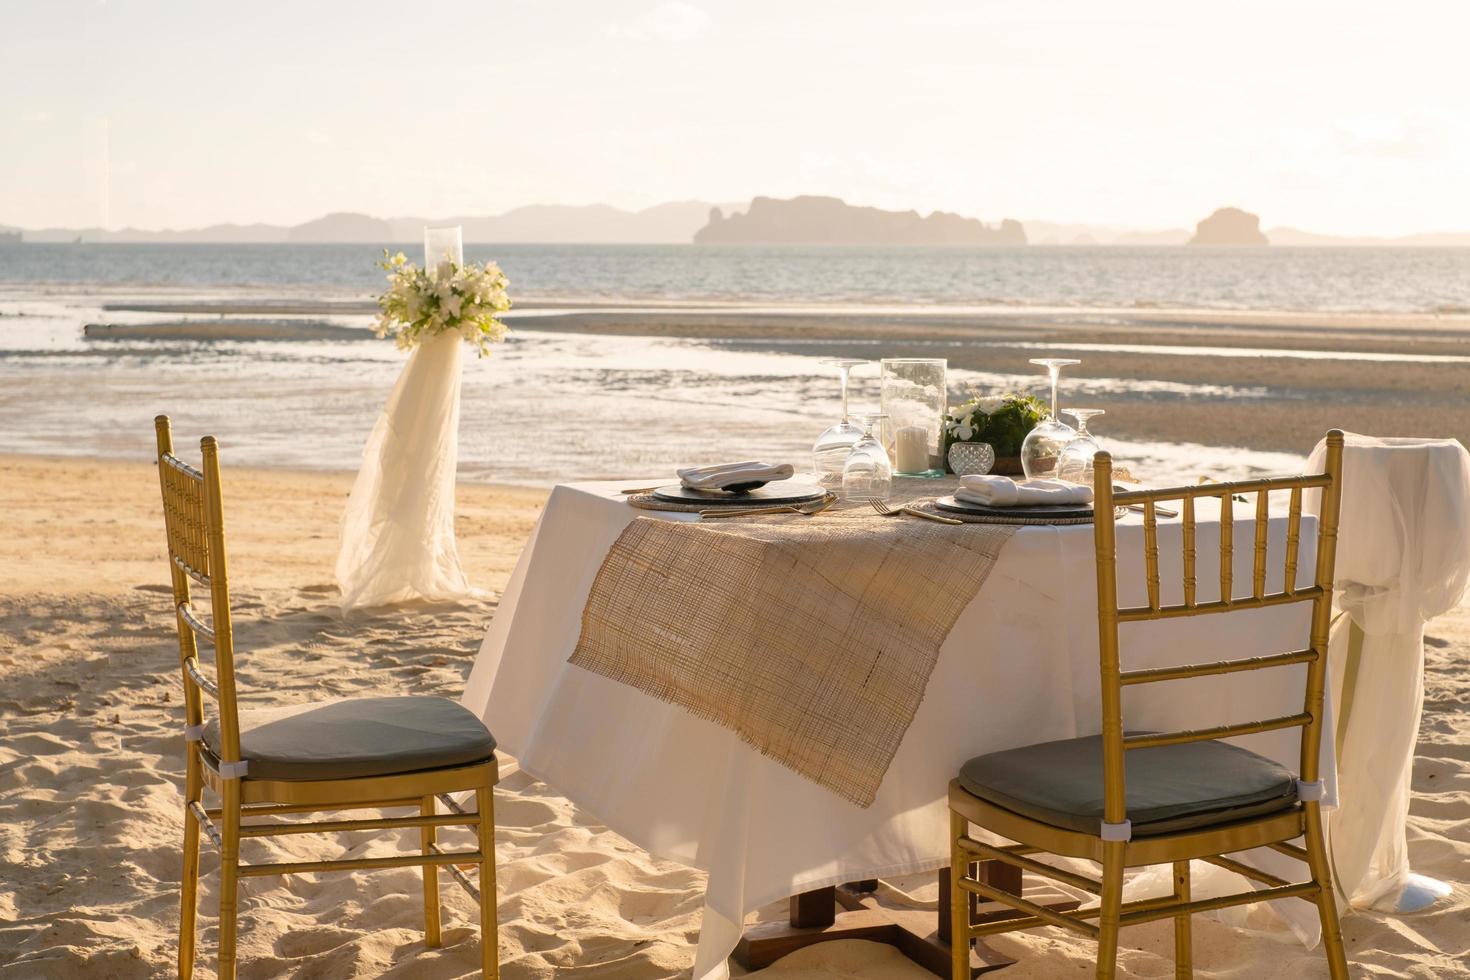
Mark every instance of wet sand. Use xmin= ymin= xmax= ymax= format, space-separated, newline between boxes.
xmin=514 ymin=304 xmax=1470 ymax=455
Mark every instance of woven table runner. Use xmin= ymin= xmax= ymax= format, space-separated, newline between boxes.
xmin=570 ymin=479 xmax=1019 ymax=807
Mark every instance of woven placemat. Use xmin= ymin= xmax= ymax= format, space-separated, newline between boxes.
xmin=575 ymin=477 xmax=1020 ymax=807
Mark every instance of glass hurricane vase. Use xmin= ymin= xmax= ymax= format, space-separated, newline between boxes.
xmin=880 ymin=358 xmax=947 ymax=478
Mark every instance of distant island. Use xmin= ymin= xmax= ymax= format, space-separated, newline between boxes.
xmin=694 ymin=196 xmax=1026 ymax=245
xmin=1188 ymin=207 xmax=1269 ymax=246
xmin=4 ymin=200 xmax=1470 ymax=246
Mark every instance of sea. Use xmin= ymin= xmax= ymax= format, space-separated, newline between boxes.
xmin=2 ymin=242 xmax=1468 ymax=486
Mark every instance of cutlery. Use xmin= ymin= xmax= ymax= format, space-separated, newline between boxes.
xmin=1112 ymin=486 xmax=1177 ymax=518
xmin=620 ymin=485 xmax=665 ymax=495
xmin=699 ymin=495 xmax=835 ymax=519
xmin=1127 ymin=503 xmax=1179 ymax=518
xmin=867 ymin=499 xmax=965 ymax=525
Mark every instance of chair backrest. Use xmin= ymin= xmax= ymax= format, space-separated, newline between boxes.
xmin=1090 ymin=430 xmax=1345 ymax=830
xmin=154 ymin=415 xmax=242 ymax=766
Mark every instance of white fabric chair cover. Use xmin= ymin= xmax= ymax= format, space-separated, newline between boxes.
xmin=335 ymin=331 xmax=476 ymax=610
xmin=1306 ymin=432 xmax=1470 ymax=910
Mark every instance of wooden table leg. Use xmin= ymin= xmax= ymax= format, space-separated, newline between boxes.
xmin=790 ymin=887 xmax=837 ymax=929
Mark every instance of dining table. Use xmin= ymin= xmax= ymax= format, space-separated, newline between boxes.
xmin=461 ymin=477 xmax=1336 ymax=979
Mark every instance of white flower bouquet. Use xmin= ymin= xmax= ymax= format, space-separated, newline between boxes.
xmin=373 ymin=250 xmax=512 ymax=356
xmin=943 ymin=393 xmax=1046 ymax=456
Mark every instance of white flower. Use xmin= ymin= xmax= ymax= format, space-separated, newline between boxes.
xmin=373 ymin=250 xmax=512 ymax=357
xmin=956 ymin=423 xmax=975 ymax=441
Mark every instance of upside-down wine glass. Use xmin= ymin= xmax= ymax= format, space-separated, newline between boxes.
xmin=1020 ymin=357 xmax=1081 ymax=479
xmin=1055 ymin=408 xmax=1106 ymax=486
xmin=812 ymin=358 xmax=871 ymax=487
xmin=840 ymin=414 xmax=892 ymax=502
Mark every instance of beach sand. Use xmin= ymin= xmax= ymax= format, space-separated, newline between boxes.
xmin=1 ymin=455 xmax=1465 ymax=978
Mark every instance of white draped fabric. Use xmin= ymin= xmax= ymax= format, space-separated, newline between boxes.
xmin=463 ymin=483 xmax=1335 ymax=978
xmin=335 ymin=330 xmax=476 ymax=610
xmin=1306 ymin=433 xmax=1470 ymax=911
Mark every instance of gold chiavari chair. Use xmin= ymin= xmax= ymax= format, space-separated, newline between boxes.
xmin=948 ymin=430 xmax=1350 ymax=979
xmin=153 ymin=416 xmax=500 ymax=980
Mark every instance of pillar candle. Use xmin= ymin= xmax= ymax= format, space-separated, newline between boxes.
xmin=895 ymin=425 xmax=929 ymax=473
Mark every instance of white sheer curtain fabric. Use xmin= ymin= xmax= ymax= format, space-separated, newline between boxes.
xmin=335 ymin=330 xmax=477 ymax=610
xmin=1307 ymin=432 xmax=1470 ymax=911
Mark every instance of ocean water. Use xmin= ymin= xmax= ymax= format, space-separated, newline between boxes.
xmin=0 ymin=310 xmax=1306 ymax=487
xmin=2 ymin=242 xmax=1469 ymax=313
xmin=1 ymin=242 xmax=1465 ymax=485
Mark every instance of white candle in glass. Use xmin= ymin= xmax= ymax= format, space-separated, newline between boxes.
xmin=423 ymin=225 xmax=464 ymax=274
xmin=895 ymin=425 xmax=929 ymax=474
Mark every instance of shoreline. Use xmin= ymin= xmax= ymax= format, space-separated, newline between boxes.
xmin=7 ymin=286 xmax=1470 ymax=329
xmin=5 ymin=290 xmax=1470 ymax=475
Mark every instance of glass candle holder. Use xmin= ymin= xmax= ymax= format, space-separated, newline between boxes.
xmin=880 ymin=358 xmax=947 ymax=478
xmin=424 ymin=225 xmax=464 ymax=274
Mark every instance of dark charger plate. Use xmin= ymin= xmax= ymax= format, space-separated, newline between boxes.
xmin=652 ymin=481 xmax=828 ymax=506
xmin=934 ymin=495 xmax=1095 ymax=519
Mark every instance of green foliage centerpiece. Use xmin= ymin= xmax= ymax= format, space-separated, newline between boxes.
xmin=943 ymin=394 xmax=1046 ymax=475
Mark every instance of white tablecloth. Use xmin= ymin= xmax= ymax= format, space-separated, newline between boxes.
xmin=463 ymin=482 xmax=1334 ymax=979
xmin=1307 ymin=433 xmax=1470 ymax=911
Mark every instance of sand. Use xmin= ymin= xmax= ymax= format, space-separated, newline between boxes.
xmin=1 ymin=455 xmax=1466 ymax=978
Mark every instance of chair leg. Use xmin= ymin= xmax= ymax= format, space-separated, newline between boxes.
xmin=476 ymin=786 xmax=500 ymax=980
xmin=178 ymin=762 xmax=202 ymax=980
xmin=1303 ymin=803 xmax=1350 ymax=980
xmin=1095 ymin=840 xmax=1126 ymax=980
xmin=1172 ymin=860 xmax=1192 ymax=980
xmin=217 ymin=780 xmax=241 ymax=980
xmin=949 ymin=810 xmax=970 ymax=980
xmin=422 ymin=796 xmax=442 ymax=948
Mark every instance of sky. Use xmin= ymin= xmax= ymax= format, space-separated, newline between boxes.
xmin=3 ymin=0 xmax=1467 ymax=236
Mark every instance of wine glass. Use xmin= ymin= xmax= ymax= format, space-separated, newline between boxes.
xmin=1056 ymin=408 xmax=1106 ymax=486
xmin=1020 ymin=358 xmax=1081 ymax=479
xmin=841 ymin=414 xmax=892 ymax=502
xmin=812 ymin=358 xmax=871 ymax=486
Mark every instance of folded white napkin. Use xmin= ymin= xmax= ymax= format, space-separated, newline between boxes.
xmin=677 ymin=460 xmax=795 ymax=490
xmin=955 ymin=475 xmax=1093 ymax=507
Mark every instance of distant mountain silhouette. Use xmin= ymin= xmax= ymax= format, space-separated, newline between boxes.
xmin=8 ymin=203 xmax=1470 ymax=246
xmin=385 ymin=201 xmax=721 ymax=244
xmin=1188 ymin=207 xmax=1269 ymax=246
xmin=694 ymin=196 xmax=1026 ymax=245
xmin=287 ymin=212 xmax=394 ymax=242
xmin=13 ymin=203 xmax=724 ymax=244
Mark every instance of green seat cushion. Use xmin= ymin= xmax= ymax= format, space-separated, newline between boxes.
xmin=203 ymin=696 xmax=496 ymax=781
xmin=958 ymin=734 xmax=1298 ymax=837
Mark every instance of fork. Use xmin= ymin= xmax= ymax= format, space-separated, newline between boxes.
xmin=867 ymin=499 xmax=964 ymax=524
xmin=699 ymin=495 xmax=835 ymax=519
